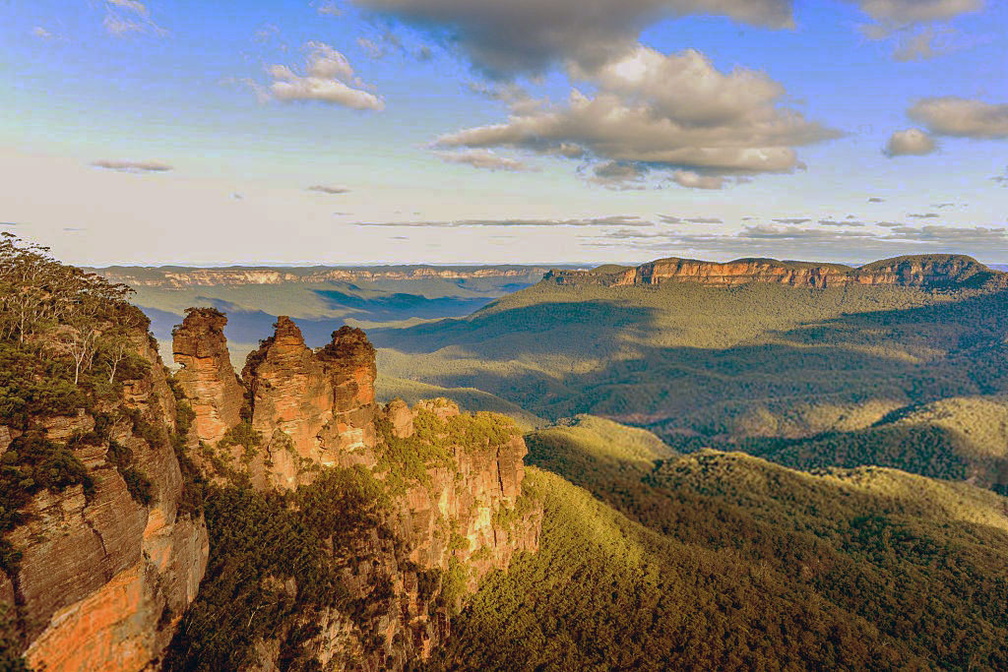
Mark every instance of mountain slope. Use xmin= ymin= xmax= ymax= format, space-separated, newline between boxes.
xmin=373 ymin=255 xmax=1008 ymax=455
xmin=429 ymin=451 xmax=1008 ymax=671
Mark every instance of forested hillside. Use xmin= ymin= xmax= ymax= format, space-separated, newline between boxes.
xmin=429 ymin=418 xmax=1008 ymax=671
xmin=373 ymin=255 xmax=1008 ymax=489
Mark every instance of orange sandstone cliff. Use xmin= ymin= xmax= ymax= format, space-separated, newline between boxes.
xmin=2 ymin=326 xmax=209 ymax=672
xmin=545 ymin=254 xmax=1007 ymax=290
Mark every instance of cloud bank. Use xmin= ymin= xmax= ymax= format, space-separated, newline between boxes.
xmin=435 ymin=46 xmax=837 ymax=188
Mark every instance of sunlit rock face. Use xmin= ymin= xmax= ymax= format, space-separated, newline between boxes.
xmin=7 ymin=327 xmax=209 ymax=672
xmin=172 ymin=308 xmax=245 ymax=446
xmin=546 ymin=254 xmax=1008 ymax=290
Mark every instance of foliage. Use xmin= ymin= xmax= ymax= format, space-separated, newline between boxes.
xmin=105 ymin=439 xmax=153 ymax=506
xmin=429 ymin=455 xmax=1008 ymax=672
xmin=217 ymin=421 xmax=263 ymax=461
xmin=375 ymin=279 xmax=1008 ymax=444
xmin=163 ymin=468 xmax=397 ymax=672
xmin=375 ymin=408 xmax=519 ymax=491
xmin=0 ymin=433 xmax=93 ymax=574
xmin=0 ymin=602 xmax=29 ymax=672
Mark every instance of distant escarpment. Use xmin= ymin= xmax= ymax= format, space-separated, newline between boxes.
xmin=546 ymin=254 xmax=1007 ymax=290
xmin=0 ymin=237 xmax=208 ymax=671
xmin=95 ymin=265 xmax=555 ymax=288
xmin=166 ymin=310 xmax=541 ymax=671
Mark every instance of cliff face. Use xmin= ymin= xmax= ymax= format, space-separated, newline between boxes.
xmin=167 ymin=314 xmax=541 ymax=671
xmin=546 ymin=254 xmax=1007 ymax=290
xmin=172 ymin=309 xmax=245 ymax=446
xmin=4 ymin=329 xmax=209 ymax=672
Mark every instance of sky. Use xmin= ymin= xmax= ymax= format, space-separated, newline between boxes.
xmin=1 ymin=0 xmax=1006 ymax=266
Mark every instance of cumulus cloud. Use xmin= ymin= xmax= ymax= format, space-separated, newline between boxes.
xmin=91 ymin=159 xmax=173 ymax=173
xmin=993 ymin=169 xmax=1008 ymax=185
xmin=774 ymin=218 xmax=811 ymax=225
xmin=266 ymin=42 xmax=384 ymax=110
xmin=909 ymin=96 xmax=1008 ymax=139
xmin=435 ymin=46 xmax=836 ymax=188
xmin=355 ymin=215 xmax=651 ymax=228
xmin=436 ymin=149 xmax=539 ymax=172
xmin=32 ymin=26 xmax=54 ymax=39
xmin=685 ymin=217 xmax=723 ymax=224
xmin=350 ymin=0 xmax=794 ymax=74
xmin=308 ymin=185 xmax=351 ymax=194
xmin=884 ymin=128 xmax=936 ymax=156
xmin=908 ymin=212 xmax=940 ymax=218
xmin=868 ymin=197 xmax=885 ymax=203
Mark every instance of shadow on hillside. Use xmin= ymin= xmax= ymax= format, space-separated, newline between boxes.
xmin=370 ymin=300 xmax=658 ymax=359
xmin=370 ymin=290 xmax=1008 ymax=434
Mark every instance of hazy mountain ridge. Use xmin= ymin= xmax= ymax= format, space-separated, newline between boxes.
xmin=94 ymin=265 xmax=567 ymax=289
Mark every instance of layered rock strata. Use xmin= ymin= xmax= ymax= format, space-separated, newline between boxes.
xmin=172 ymin=308 xmax=244 ymax=446
xmin=4 ymin=329 xmax=209 ymax=671
xmin=546 ymin=254 xmax=1007 ymax=290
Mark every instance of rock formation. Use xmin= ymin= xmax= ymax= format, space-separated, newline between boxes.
xmin=172 ymin=308 xmax=245 ymax=446
xmin=4 ymin=327 xmax=209 ymax=671
xmin=546 ymin=254 xmax=1007 ymax=290
xmin=166 ymin=313 xmax=541 ymax=671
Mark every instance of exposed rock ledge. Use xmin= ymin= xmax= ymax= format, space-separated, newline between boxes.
xmin=545 ymin=254 xmax=1007 ymax=290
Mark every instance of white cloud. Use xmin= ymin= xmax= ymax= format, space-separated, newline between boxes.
xmin=672 ymin=171 xmax=725 ymax=190
xmin=265 ymin=42 xmax=385 ymax=110
xmin=32 ymin=26 xmax=54 ymax=39
xmin=435 ymin=46 xmax=836 ymax=188
xmin=884 ymin=128 xmax=937 ymax=156
xmin=436 ymin=149 xmax=539 ymax=172
xmin=909 ymin=96 xmax=1008 ymax=139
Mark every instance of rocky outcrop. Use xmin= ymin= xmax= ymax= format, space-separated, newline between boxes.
xmin=166 ymin=312 xmax=541 ymax=671
xmin=546 ymin=254 xmax=1008 ymax=290
xmin=172 ymin=308 xmax=245 ymax=446
xmin=235 ymin=318 xmax=380 ymax=489
xmin=243 ymin=399 xmax=542 ymax=672
xmin=5 ymin=324 xmax=209 ymax=672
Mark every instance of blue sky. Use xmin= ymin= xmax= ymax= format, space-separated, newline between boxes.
xmin=1 ymin=0 xmax=1006 ymax=266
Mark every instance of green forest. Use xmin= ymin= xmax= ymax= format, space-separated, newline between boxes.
xmin=429 ymin=418 xmax=1008 ymax=671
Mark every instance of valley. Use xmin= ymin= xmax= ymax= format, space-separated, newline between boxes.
xmin=5 ymin=247 xmax=1008 ymax=670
